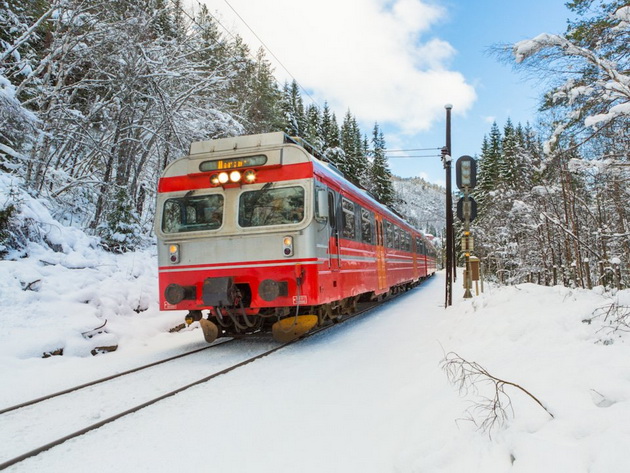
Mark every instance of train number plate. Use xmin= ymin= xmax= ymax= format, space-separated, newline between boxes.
xmin=293 ymin=295 xmax=307 ymax=305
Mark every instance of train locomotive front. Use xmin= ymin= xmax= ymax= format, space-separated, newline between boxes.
xmin=155 ymin=132 xmax=436 ymax=343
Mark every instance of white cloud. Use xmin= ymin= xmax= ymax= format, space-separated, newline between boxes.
xmin=198 ymin=0 xmax=476 ymax=134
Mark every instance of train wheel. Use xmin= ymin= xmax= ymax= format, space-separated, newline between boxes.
xmin=316 ymin=304 xmax=339 ymax=326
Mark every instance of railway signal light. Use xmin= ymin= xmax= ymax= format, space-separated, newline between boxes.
xmin=456 ymin=155 xmax=477 ymax=190
xmin=457 ymin=196 xmax=477 ymax=222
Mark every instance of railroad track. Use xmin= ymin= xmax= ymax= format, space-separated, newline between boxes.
xmin=0 ymin=287 xmax=417 ymax=470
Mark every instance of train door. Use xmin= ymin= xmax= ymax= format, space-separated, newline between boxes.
xmin=328 ymin=190 xmax=340 ymax=272
xmin=375 ymin=215 xmax=387 ymax=290
xmin=423 ymin=239 xmax=429 ymax=276
xmin=420 ymin=238 xmax=428 ymax=277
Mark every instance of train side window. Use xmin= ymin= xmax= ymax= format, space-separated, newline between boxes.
xmin=360 ymin=208 xmax=374 ymax=244
xmin=393 ymin=227 xmax=400 ymax=249
xmin=341 ymin=198 xmax=356 ymax=240
xmin=384 ymin=221 xmax=393 ymax=248
xmin=162 ymin=194 xmax=224 ymax=233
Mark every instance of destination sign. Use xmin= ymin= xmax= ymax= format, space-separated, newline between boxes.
xmin=199 ymin=154 xmax=267 ymax=172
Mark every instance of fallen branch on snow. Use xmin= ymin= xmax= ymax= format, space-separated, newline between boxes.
xmin=441 ymin=351 xmax=554 ymax=437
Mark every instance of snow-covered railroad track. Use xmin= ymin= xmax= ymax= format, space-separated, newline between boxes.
xmin=0 ymin=290 xmax=409 ymax=470
xmin=0 ymin=336 xmax=279 ymax=470
xmin=0 ymin=339 xmax=238 ymax=416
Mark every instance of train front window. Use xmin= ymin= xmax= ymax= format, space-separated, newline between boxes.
xmin=162 ymin=194 xmax=224 ymax=233
xmin=239 ymin=186 xmax=305 ymax=227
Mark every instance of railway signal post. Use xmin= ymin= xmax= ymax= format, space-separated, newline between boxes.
xmin=455 ymin=155 xmax=477 ymax=299
xmin=443 ymin=104 xmax=454 ymax=308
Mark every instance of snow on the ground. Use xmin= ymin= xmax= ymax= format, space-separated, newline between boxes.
xmin=1 ymin=179 xmax=630 ymax=472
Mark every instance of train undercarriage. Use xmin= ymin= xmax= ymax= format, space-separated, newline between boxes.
xmin=184 ymin=277 xmax=427 ymax=343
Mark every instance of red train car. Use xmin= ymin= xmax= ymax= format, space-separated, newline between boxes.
xmin=155 ymin=132 xmax=436 ymax=342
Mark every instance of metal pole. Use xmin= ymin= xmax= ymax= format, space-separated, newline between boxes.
xmin=447 ymin=117 xmax=457 ymax=284
xmin=444 ymin=104 xmax=453 ymax=307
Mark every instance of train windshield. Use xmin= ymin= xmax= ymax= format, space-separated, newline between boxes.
xmin=238 ymin=186 xmax=305 ymax=227
xmin=162 ymin=194 xmax=224 ymax=233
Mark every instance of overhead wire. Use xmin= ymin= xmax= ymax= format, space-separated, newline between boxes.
xmin=385 ymin=147 xmax=443 ymax=152
xmin=221 ymin=0 xmax=320 ymax=108
xmin=386 ymin=155 xmax=441 ymax=158
xmin=171 ymin=0 xmax=320 ymax=109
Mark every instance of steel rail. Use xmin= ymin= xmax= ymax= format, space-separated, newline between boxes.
xmin=0 ymin=339 xmax=235 ymax=415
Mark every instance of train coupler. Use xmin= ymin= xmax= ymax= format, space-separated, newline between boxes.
xmin=199 ymin=318 xmax=219 ymax=344
xmin=272 ymin=315 xmax=318 ymax=343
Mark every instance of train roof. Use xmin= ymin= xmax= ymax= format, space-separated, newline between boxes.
xmin=189 ymin=131 xmax=290 ymax=155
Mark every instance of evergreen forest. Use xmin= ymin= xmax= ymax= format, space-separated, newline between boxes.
xmin=471 ymin=0 xmax=629 ymax=289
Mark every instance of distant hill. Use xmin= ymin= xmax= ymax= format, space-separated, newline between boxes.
xmin=392 ymin=176 xmax=445 ymax=240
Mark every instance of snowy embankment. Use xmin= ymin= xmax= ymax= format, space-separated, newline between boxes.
xmin=1 ymin=177 xmax=630 ymax=472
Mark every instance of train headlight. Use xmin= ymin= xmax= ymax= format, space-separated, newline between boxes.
xmin=229 ymin=170 xmax=241 ymax=183
xmin=209 ymin=174 xmax=220 ymax=186
xmin=282 ymin=236 xmax=294 ymax=257
xmin=217 ymin=172 xmax=229 ymax=184
xmin=168 ymin=244 xmax=180 ymax=263
xmin=243 ymin=169 xmax=256 ymax=184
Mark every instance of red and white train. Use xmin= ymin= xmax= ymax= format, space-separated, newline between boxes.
xmin=155 ymin=132 xmax=436 ymax=342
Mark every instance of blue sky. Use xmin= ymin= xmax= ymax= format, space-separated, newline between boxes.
xmin=405 ymin=0 xmax=574 ymax=185
xmin=198 ymin=0 xmax=575 ymax=185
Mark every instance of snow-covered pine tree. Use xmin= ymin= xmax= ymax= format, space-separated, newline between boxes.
xmin=339 ymin=110 xmax=369 ymax=187
xmin=304 ymin=104 xmax=323 ymax=151
xmin=281 ymin=80 xmax=306 ymax=137
xmin=321 ymin=103 xmax=344 ymax=168
xmin=245 ymin=48 xmax=283 ymax=134
xmin=369 ymin=123 xmax=395 ymax=206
